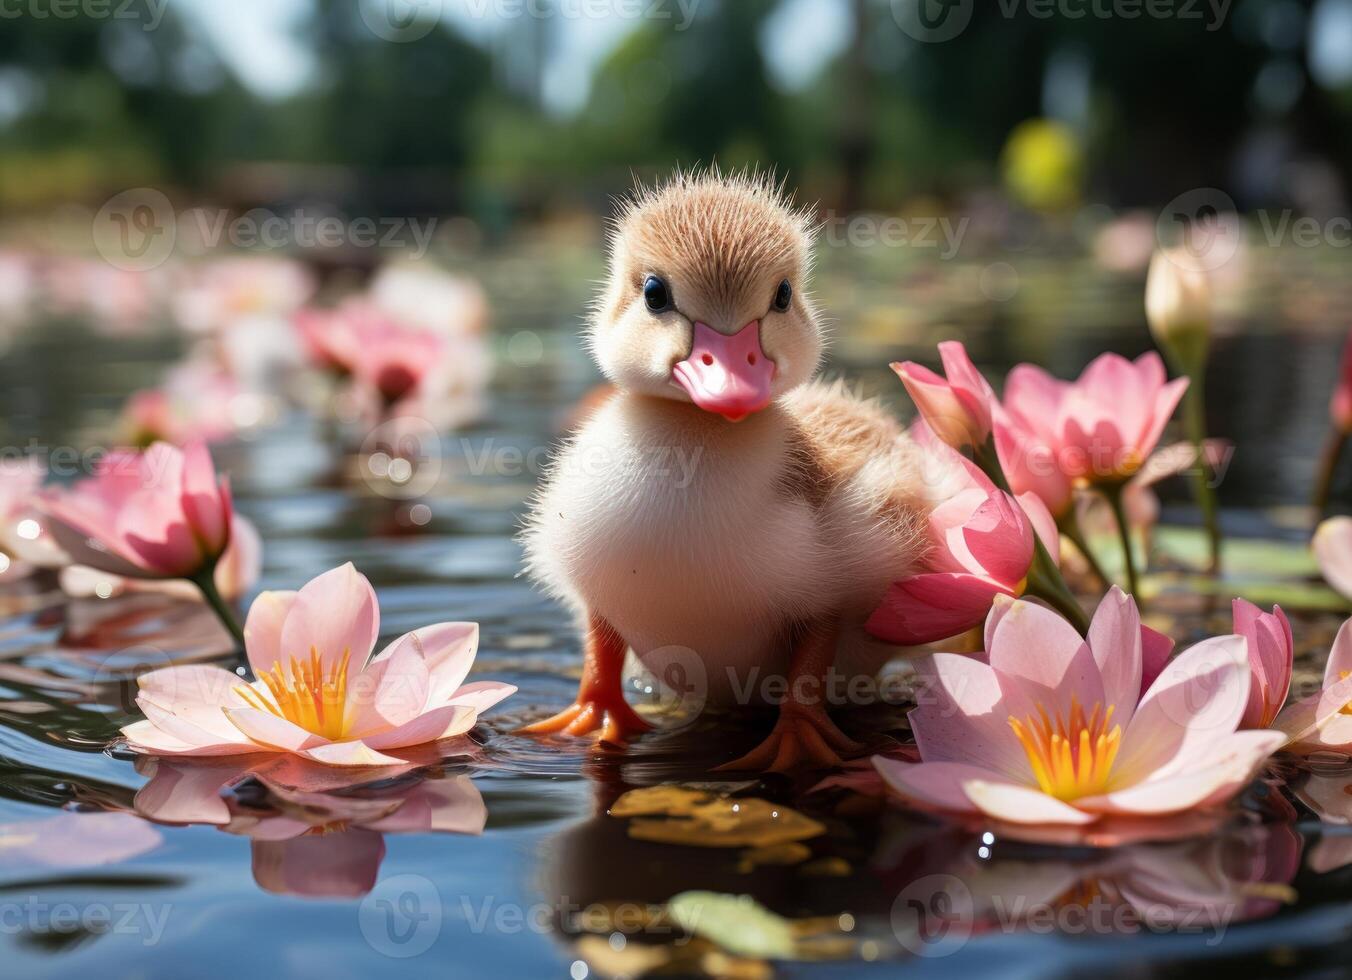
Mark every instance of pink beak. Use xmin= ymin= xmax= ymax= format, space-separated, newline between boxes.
xmin=672 ymin=320 xmax=776 ymax=422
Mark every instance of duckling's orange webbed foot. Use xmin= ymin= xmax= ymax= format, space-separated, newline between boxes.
xmin=716 ymin=703 xmax=862 ymax=772
xmin=716 ymin=619 xmax=861 ymax=773
xmin=518 ymin=614 xmax=651 ymax=746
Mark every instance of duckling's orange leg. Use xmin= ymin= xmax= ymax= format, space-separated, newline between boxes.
xmin=716 ymin=620 xmax=863 ymax=773
xmin=520 ymin=613 xmax=651 ymax=745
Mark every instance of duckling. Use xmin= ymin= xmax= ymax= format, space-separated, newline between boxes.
xmin=521 ymin=170 xmax=929 ymax=771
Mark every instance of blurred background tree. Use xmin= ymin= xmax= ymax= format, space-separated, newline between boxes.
xmin=0 ymin=0 xmax=1349 ymax=219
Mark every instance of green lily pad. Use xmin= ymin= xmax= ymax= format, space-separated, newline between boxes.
xmin=668 ymin=891 xmax=796 ymax=960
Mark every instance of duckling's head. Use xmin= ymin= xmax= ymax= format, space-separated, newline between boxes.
xmin=589 ymin=170 xmax=821 ymax=422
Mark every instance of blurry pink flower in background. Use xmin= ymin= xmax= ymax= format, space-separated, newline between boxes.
xmin=60 ymin=513 xmax=261 ymax=602
xmin=41 ymin=440 xmax=232 ymax=581
xmin=0 ymin=457 xmax=66 ymax=581
xmin=1232 ymin=599 xmax=1292 ymax=730
xmin=43 ymin=259 xmax=163 ymax=335
xmin=892 ymin=341 xmax=996 ymax=451
xmin=122 ymin=359 xmax=245 ymax=447
xmin=368 ymin=260 xmax=488 ymax=338
xmin=867 ymin=435 xmax=1060 ymax=645
xmin=171 ymin=256 xmax=314 ymax=336
xmin=121 ymin=563 xmax=515 ymax=766
xmin=1057 ymin=352 xmax=1189 ymax=484
xmin=876 ymin=590 xmax=1284 ymax=826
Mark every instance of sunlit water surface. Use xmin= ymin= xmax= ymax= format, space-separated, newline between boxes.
xmin=1 ymin=241 xmax=1352 ymax=978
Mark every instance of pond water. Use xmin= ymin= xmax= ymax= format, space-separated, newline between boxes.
xmin=2 ymin=239 xmax=1352 ymax=978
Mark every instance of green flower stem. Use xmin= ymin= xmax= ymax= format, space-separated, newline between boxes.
xmin=1182 ymin=374 xmax=1221 ymax=575
xmin=191 ymin=569 xmax=245 ymax=651
xmin=1102 ymin=483 xmax=1139 ymax=598
xmin=1057 ymin=511 xmax=1111 ymax=588
xmin=1313 ymin=428 xmax=1348 ymax=521
xmin=973 ymin=436 xmax=1090 ymax=635
xmin=1026 ymin=535 xmax=1090 ymax=634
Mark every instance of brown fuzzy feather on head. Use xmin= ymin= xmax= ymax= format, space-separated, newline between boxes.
xmin=607 ymin=167 xmax=817 ymax=326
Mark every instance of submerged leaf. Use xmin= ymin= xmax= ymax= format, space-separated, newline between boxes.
xmin=668 ymin=891 xmax=795 ymax=960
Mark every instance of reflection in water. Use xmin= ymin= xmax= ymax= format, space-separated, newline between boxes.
xmin=133 ymin=756 xmax=487 ymax=898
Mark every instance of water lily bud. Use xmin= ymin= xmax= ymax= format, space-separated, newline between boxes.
xmin=1145 ymin=249 xmax=1211 ymax=372
xmin=1331 ymin=333 xmax=1352 ymax=434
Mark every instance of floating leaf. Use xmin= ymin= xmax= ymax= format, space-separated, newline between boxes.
xmin=620 ymin=790 xmax=826 ymax=849
xmin=668 ymin=891 xmax=795 ymax=960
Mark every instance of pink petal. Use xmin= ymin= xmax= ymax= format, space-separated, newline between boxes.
xmin=131 ymin=697 xmax=259 ymax=755
xmin=988 ymin=598 xmax=1104 ymax=716
xmin=115 ymin=487 xmax=204 ymax=577
xmin=178 ymin=440 xmax=228 ymax=555
xmin=865 ymin=573 xmax=1008 ymax=645
xmin=1115 ymin=635 xmax=1250 ymax=783
xmin=222 ymin=707 xmax=327 ymax=752
xmin=1315 ymin=518 xmax=1352 ymax=601
xmin=1087 ymin=586 xmax=1143 ymax=726
xmin=278 ymin=563 xmax=379 ymax=676
xmin=361 ymin=705 xmax=476 ymax=751
xmin=893 ymin=361 xmax=984 ymax=449
xmin=872 ymin=758 xmax=993 ymax=815
xmin=1233 ymin=599 xmax=1293 ymax=729
xmin=297 ymin=740 xmax=406 ymax=767
xmin=446 ymin=680 xmax=517 ymax=715
xmin=372 ymin=622 xmax=479 ymax=705
xmin=961 ymin=779 xmax=1096 ymax=825
xmin=345 ymin=634 xmax=431 ymax=737
xmin=244 ymin=590 xmax=300 ymax=677
xmin=1140 ymin=625 xmax=1174 ymax=696
xmin=1136 ymin=376 xmax=1189 ymax=461
xmin=137 ymin=664 xmax=241 ymax=710
xmin=1015 ymin=490 xmax=1061 ymax=563
xmin=961 ymin=492 xmax=1034 ymax=585
xmin=122 ymin=718 xmax=262 ymax=757
xmin=907 ymin=653 xmax=1032 ymax=781
xmin=1079 ymin=730 xmax=1283 ymax=815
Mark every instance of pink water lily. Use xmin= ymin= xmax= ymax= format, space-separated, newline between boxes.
xmin=867 ymin=438 xmax=1059 ymax=645
xmin=1057 ymin=352 xmax=1189 ymax=484
xmin=1272 ymin=617 xmax=1352 ymax=754
xmin=60 ymin=513 xmax=262 ymax=603
xmin=875 ymin=588 xmax=1285 ymax=826
xmin=892 ymin=341 xmax=997 ymax=451
xmin=1233 ymin=599 xmax=1292 ymax=730
xmin=40 ymin=440 xmax=232 ymax=581
xmin=121 ymin=563 xmax=516 ymax=766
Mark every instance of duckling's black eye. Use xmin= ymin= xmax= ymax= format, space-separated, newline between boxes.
xmin=773 ymin=279 xmax=792 ymax=312
xmin=643 ymin=275 xmax=671 ymax=313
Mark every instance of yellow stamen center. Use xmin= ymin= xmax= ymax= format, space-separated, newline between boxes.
xmin=234 ymin=647 xmax=352 ymax=740
xmin=1008 ymin=697 xmax=1122 ymax=800
xmin=1340 ymin=670 xmax=1352 ymax=716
